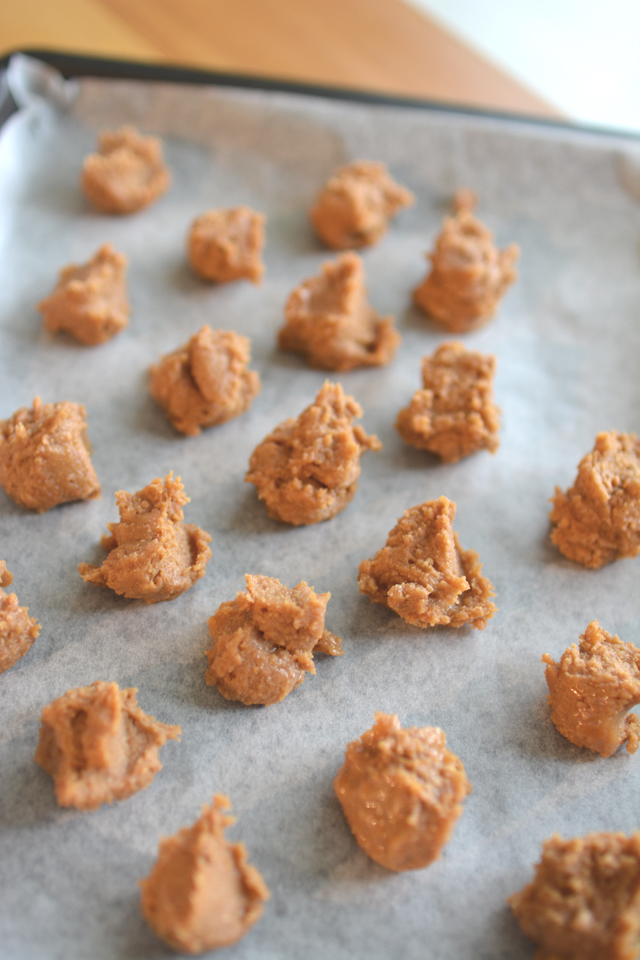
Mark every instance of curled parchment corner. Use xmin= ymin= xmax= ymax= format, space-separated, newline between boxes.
xmin=6 ymin=54 xmax=78 ymax=113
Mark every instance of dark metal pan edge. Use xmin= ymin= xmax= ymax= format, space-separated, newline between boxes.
xmin=1 ymin=47 xmax=639 ymax=144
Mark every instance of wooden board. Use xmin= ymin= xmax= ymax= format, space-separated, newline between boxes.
xmin=1 ymin=0 xmax=558 ymax=116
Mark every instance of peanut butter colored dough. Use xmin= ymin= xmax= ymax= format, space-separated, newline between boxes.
xmin=550 ymin=431 xmax=640 ymax=568
xmin=188 ymin=207 xmax=265 ymax=283
xmin=413 ymin=193 xmax=519 ymax=333
xmin=278 ymin=252 xmax=400 ymax=371
xmin=140 ymin=794 xmax=270 ymax=954
xmin=509 ymin=832 xmax=640 ymax=960
xmin=206 ymin=574 xmax=343 ymax=706
xmin=543 ymin=621 xmax=640 ymax=758
xmin=0 ymin=566 xmax=40 ymax=675
xmin=150 ymin=325 xmax=261 ymax=436
xmin=246 ymin=381 xmax=381 ymax=525
xmin=358 ymin=496 xmax=496 ymax=630
xmin=79 ymin=474 xmax=211 ymax=603
xmin=0 ymin=397 xmax=101 ymax=512
xmin=0 ymin=560 xmax=12 ymax=588
xmin=334 ymin=713 xmax=471 ymax=872
xmin=38 ymin=243 xmax=129 ymax=345
xmin=34 ymin=680 xmax=180 ymax=811
xmin=396 ymin=341 xmax=500 ymax=462
xmin=81 ymin=126 xmax=170 ymax=214
xmin=452 ymin=187 xmax=478 ymax=214
xmin=310 ymin=160 xmax=414 ymax=249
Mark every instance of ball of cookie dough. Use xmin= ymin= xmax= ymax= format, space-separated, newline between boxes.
xmin=38 ymin=243 xmax=129 ymax=345
xmin=78 ymin=473 xmax=211 ymax=603
xmin=0 ymin=560 xmax=13 ymax=588
xmin=0 ymin=566 xmax=41 ymax=675
xmin=81 ymin=125 xmax=170 ymax=214
xmin=34 ymin=680 xmax=181 ymax=811
xmin=206 ymin=574 xmax=343 ymax=706
xmin=413 ymin=192 xmax=519 ymax=333
xmin=358 ymin=496 xmax=496 ymax=630
xmin=543 ymin=621 xmax=640 ymax=758
xmin=140 ymin=794 xmax=270 ymax=954
xmin=0 ymin=397 xmax=101 ymax=512
xmin=187 ymin=206 xmax=265 ymax=283
xmin=509 ymin=832 xmax=640 ymax=960
xmin=278 ymin=251 xmax=400 ymax=371
xmin=245 ymin=381 xmax=381 ymax=526
xmin=550 ymin=431 xmax=640 ymax=568
xmin=396 ymin=341 xmax=500 ymax=462
xmin=335 ymin=713 xmax=471 ymax=871
xmin=150 ymin=325 xmax=261 ymax=436
xmin=310 ymin=160 xmax=414 ymax=249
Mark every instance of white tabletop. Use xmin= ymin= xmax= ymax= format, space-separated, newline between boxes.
xmin=412 ymin=0 xmax=640 ymax=134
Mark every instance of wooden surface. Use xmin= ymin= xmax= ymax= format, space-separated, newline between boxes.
xmin=1 ymin=0 xmax=558 ymax=117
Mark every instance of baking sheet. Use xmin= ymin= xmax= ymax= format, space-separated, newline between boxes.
xmin=1 ymin=53 xmax=640 ymax=960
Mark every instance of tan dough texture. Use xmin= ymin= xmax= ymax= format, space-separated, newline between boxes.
xmin=310 ymin=160 xmax=414 ymax=249
xmin=396 ymin=341 xmax=500 ymax=462
xmin=334 ymin=713 xmax=471 ymax=872
xmin=150 ymin=325 xmax=261 ymax=436
xmin=0 ymin=560 xmax=13 ymax=588
xmin=38 ymin=243 xmax=129 ymax=345
xmin=278 ymin=251 xmax=400 ymax=371
xmin=509 ymin=832 xmax=640 ymax=960
xmin=78 ymin=474 xmax=211 ymax=603
xmin=543 ymin=621 xmax=640 ymax=758
xmin=413 ymin=196 xmax=519 ymax=333
xmin=140 ymin=794 xmax=270 ymax=954
xmin=0 ymin=397 xmax=101 ymax=512
xmin=81 ymin=126 xmax=170 ymax=214
xmin=550 ymin=431 xmax=640 ymax=568
xmin=245 ymin=381 xmax=381 ymax=525
xmin=187 ymin=206 xmax=265 ymax=283
xmin=34 ymin=680 xmax=181 ymax=811
xmin=0 ymin=571 xmax=40 ymax=675
xmin=206 ymin=574 xmax=343 ymax=706
xmin=358 ymin=496 xmax=496 ymax=630
xmin=451 ymin=187 xmax=478 ymax=214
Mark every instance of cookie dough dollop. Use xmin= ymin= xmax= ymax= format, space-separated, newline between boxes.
xmin=34 ymin=680 xmax=181 ymax=810
xmin=0 ymin=563 xmax=41 ymax=674
xmin=278 ymin=251 xmax=400 ymax=371
xmin=0 ymin=560 xmax=13 ymax=588
xmin=543 ymin=621 xmax=640 ymax=758
xmin=413 ymin=191 xmax=519 ymax=333
xmin=335 ymin=713 xmax=471 ymax=871
xmin=396 ymin=341 xmax=500 ymax=462
xmin=81 ymin=125 xmax=170 ymax=214
xmin=509 ymin=832 xmax=640 ymax=960
xmin=150 ymin=325 xmax=261 ymax=436
xmin=79 ymin=474 xmax=211 ymax=602
xmin=358 ymin=496 xmax=496 ymax=630
xmin=246 ymin=381 xmax=381 ymax=525
xmin=310 ymin=160 xmax=414 ymax=249
xmin=0 ymin=397 xmax=101 ymax=512
xmin=38 ymin=243 xmax=129 ymax=345
xmin=188 ymin=206 xmax=265 ymax=283
xmin=140 ymin=794 xmax=269 ymax=954
xmin=550 ymin=431 xmax=640 ymax=568
xmin=206 ymin=574 xmax=343 ymax=706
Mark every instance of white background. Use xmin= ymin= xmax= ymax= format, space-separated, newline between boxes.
xmin=408 ymin=0 xmax=640 ymax=134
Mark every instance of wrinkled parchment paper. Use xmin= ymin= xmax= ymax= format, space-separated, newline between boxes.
xmin=1 ymin=54 xmax=640 ymax=960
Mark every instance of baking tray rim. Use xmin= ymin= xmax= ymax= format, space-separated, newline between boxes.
xmin=1 ymin=47 xmax=639 ymax=146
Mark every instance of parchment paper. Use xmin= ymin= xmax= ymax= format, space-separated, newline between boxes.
xmin=1 ymin=54 xmax=640 ymax=960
